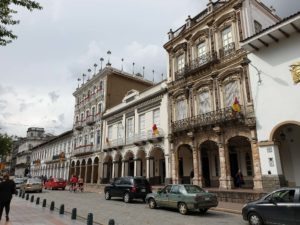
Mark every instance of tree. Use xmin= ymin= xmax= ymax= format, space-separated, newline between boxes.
xmin=0 ymin=0 xmax=42 ymax=46
xmin=0 ymin=133 xmax=13 ymax=157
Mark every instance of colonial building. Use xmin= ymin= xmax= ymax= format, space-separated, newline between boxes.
xmin=164 ymin=0 xmax=279 ymax=189
xmin=30 ymin=130 xmax=73 ymax=180
xmin=101 ymin=81 xmax=170 ymax=185
xmin=15 ymin=127 xmax=52 ymax=177
xmin=241 ymin=12 xmax=300 ymax=190
xmin=70 ymin=65 xmax=153 ymax=184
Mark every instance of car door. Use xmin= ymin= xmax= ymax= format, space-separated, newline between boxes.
xmin=168 ymin=185 xmax=182 ymax=209
xmin=293 ymin=188 xmax=300 ymax=224
xmin=110 ymin=178 xmax=121 ymax=197
xmin=156 ymin=185 xmax=172 ymax=207
xmin=266 ymin=189 xmax=296 ymax=225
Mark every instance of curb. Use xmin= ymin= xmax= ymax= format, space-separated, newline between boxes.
xmin=211 ymin=207 xmax=241 ymax=215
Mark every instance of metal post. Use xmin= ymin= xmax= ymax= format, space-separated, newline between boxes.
xmin=26 ymin=193 xmax=29 ymax=200
xmin=19 ymin=190 xmax=22 ymax=197
xmin=87 ymin=213 xmax=93 ymax=225
xmin=50 ymin=201 xmax=55 ymax=211
xmin=108 ymin=219 xmax=115 ymax=225
xmin=59 ymin=204 xmax=64 ymax=214
xmin=71 ymin=208 xmax=77 ymax=220
xmin=30 ymin=195 xmax=34 ymax=202
xmin=36 ymin=197 xmax=40 ymax=205
xmin=42 ymin=199 xmax=47 ymax=207
xmin=22 ymin=192 xmax=25 ymax=198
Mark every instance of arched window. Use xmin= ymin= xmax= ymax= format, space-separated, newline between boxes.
xmin=223 ymin=80 xmax=239 ymax=107
xmin=197 ymin=90 xmax=211 ymax=114
xmin=98 ymin=103 xmax=102 ymax=114
xmin=176 ymin=98 xmax=187 ymax=120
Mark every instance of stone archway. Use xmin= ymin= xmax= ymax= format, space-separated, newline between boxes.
xmin=75 ymin=160 xmax=80 ymax=177
xmin=113 ymin=153 xmax=123 ymax=178
xmin=136 ymin=149 xmax=146 ymax=177
xmin=81 ymin=159 xmax=86 ymax=181
xmin=200 ymin=140 xmax=220 ymax=188
xmin=149 ymin=147 xmax=165 ymax=185
xmin=70 ymin=161 xmax=75 ymax=178
xmin=272 ymin=123 xmax=300 ymax=186
xmin=93 ymin=157 xmax=99 ymax=184
xmin=177 ymin=144 xmax=193 ymax=184
xmin=228 ymin=136 xmax=253 ymax=188
xmin=86 ymin=158 xmax=93 ymax=183
xmin=102 ymin=155 xmax=113 ymax=184
xmin=124 ymin=151 xmax=134 ymax=177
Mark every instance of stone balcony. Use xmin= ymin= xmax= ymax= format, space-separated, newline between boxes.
xmin=103 ymin=138 xmax=125 ymax=151
xmin=74 ymin=121 xmax=84 ymax=130
xmin=86 ymin=115 xmax=96 ymax=126
xmin=171 ymin=105 xmax=255 ymax=133
xmin=72 ymin=144 xmax=94 ymax=157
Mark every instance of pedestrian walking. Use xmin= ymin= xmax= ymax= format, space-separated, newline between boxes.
xmin=0 ymin=174 xmax=17 ymax=222
xmin=235 ymin=169 xmax=244 ymax=188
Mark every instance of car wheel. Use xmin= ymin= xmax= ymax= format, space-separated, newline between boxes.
xmin=148 ymin=198 xmax=157 ymax=209
xmin=105 ymin=191 xmax=111 ymax=200
xmin=178 ymin=202 xmax=188 ymax=215
xmin=199 ymin=208 xmax=208 ymax=213
xmin=248 ymin=212 xmax=263 ymax=225
xmin=124 ymin=192 xmax=131 ymax=203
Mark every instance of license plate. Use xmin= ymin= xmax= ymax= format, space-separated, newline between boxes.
xmin=205 ymin=197 xmax=210 ymax=201
xmin=141 ymin=189 xmax=146 ymax=192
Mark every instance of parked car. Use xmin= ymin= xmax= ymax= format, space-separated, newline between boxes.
xmin=44 ymin=178 xmax=67 ymax=190
xmin=104 ymin=176 xmax=152 ymax=203
xmin=20 ymin=178 xmax=43 ymax=193
xmin=242 ymin=187 xmax=300 ymax=225
xmin=146 ymin=184 xmax=218 ymax=215
xmin=14 ymin=178 xmax=27 ymax=189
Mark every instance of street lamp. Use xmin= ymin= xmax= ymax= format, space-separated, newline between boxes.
xmin=82 ymin=73 xmax=86 ymax=84
xmin=107 ymin=51 xmax=111 ymax=66
xmin=100 ymin=57 xmax=104 ymax=71
xmin=132 ymin=62 xmax=135 ymax=75
xmin=93 ymin=64 xmax=98 ymax=76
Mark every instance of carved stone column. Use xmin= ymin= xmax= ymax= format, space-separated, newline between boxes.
xmin=192 ymin=146 xmax=202 ymax=186
xmin=84 ymin=163 xmax=88 ymax=183
xmin=171 ymin=150 xmax=179 ymax=184
xmin=91 ymin=163 xmax=94 ymax=184
xmin=250 ymin=129 xmax=263 ymax=190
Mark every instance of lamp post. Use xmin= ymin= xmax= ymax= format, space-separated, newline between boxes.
xmin=132 ymin=62 xmax=135 ymax=75
xmin=93 ymin=64 xmax=97 ymax=75
xmin=142 ymin=66 xmax=145 ymax=78
xmin=121 ymin=58 xmax=124 ymax=71
xmin=77 ymin=78 xmax=81 ymax=88
xmin=82 ymin=73 xmax=86 ymax=84
xmin=107 ymin=51 xmax=111 ymax=66
xmin=152 ymin=70 xmax=155 ymax=83
xmin=87 ymin=69 xmax=91 ymax=80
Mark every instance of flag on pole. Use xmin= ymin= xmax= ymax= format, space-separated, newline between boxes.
xmin=232 ymin=97 xmax=241 ymax=112
xmin=152 ymin=124 xmax=159 ymax=136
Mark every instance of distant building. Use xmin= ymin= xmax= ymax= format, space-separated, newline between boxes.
xmin=101 ymin=81 xmax=170 ymax=185
xmin=164 ymin=0 xmax=279 ymax=189
xmin=30 ymin=130 xmax=73 ymax=180
xmin=241 ymin=12 xmax=300 ymax=190
xmin=15 ymin=127 xmax=53 ymax=177
xmin=70 ymin=65 xmax=153 ymax=184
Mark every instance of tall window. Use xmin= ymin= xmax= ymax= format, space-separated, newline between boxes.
xmin=92 ymin=107 xmax=95 ymax=116
xmin=224 ymin=80 xmax=239 ymax=107
xmin=176 ymin=99 xmax=187 ymax=120
xmin=153 ymin=109 xmax=160 ymax=127
xmin=177 ymin=54 xmax=185 ymax=71
xmin=99 ymin=81 xmax=103 ymax=91
xmin=90 ymin=132 xmax=94 ymax=144
xmin=98 ymin=103 xmax=102 ymax=114
xmin=84 ymin=135 xmax=88 ymax=145
xmin=126 ymin=117 xmax=134 ymax=138
xmin=222 ymin=26 xmax=233 ymax=48
xmin=117 ymin=123 xmax=123 ymax=139
xmin=197 ymin=42 xmax=206 ymax=63
xmin=139 ymin=114 xmax=145 ymax=134
xmin=245 ymin=153 xmax=253 ymax=176
xmin=197 ymin=91 xmax=211 ymax=114
xmin=108 ymin=126 xmax=113 ymax=141
xmin=80 ymin=113 xmax=84 ymax=121
xmin=96 ymin=130 xmax=101 ymax=145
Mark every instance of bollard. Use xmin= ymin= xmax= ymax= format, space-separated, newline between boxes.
xmin=36 ymin=197 xmax=40 ymax=205
xmin=19 ymin=190 xmax=22 ymax=197
xmin=42 ymin=199 xmax=47 ymax=207
xmin=26 ymin=193 xmax=29 ymax=200
xmin=22 ymin=192 xmax=25 ymax=199
xmin=50 ymin=201 xmax=55 ymax=211
xmin=30 ymin=195 xmax=34 ymax=202
xmin=87 ymin=213 xmax=93 ymax=225
xmin=71 ymin=208 xmax=77 ymax=220
xmin=108 ymin=219 xmax=115 ymax=225
xmin=59 ymin=204 xmax=64 ymax=215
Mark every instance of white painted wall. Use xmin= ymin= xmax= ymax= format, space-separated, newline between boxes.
xmin=248 ymin=34 xmax=300 ymax=142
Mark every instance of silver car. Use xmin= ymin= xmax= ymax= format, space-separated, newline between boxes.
xmin=14 ymin=178 xmax=27 ymax=189
xmin=20 ymin=178 xmax=43 ymax=193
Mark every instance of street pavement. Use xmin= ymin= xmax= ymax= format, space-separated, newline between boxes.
xmin=25 ymin=189 xmax=249 ymax=225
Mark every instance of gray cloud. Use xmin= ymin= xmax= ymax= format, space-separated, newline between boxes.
xmin=48 ymin=91 xmax=59 ymax=103
xmin=0 ymin=84 xmax=17 ymax=96
xmin=58 ymin=113 xmax=65 ymax=123
xmin=0 ymin=99 xmax=8 ymax=110
xmin=19 ymin=102 xmax=34 ymax=112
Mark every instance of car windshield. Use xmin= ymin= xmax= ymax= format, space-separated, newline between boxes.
xmin=184 ymin=185 xmax=205 ymax=194
xmin=28 ymin=178 xmax=41 ymax=183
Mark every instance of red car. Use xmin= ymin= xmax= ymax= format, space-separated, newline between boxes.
xmin=44 ymin=178 xmax=67 ymax=190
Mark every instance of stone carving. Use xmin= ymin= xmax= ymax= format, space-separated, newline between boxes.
xmin=290 ymin=62 xmax=300 ymax=84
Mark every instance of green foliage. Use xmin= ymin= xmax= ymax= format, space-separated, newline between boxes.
xmin=0 ymin=133 xmax=13 ymax=156
xmin=0 ymin=0 xmax=42 ymax=46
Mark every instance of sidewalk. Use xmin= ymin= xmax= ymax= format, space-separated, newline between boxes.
xmin=0 ymin=197 xmax=86 ymax=225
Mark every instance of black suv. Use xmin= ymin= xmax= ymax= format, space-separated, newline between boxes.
xmin=104 ymin=176 xmax=152 ymax=203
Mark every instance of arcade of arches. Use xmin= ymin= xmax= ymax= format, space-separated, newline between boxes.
xmin=70 ymin=157 xmax=99 ymax=184
xmin=31 ymin=161 xmax=70 ymax=181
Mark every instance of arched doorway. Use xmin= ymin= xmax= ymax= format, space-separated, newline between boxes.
xmin=272 ymin=123 xmax=300 ymax=186
xmin=149 ymin=147 xmax=165 ymax=185
xmin=124 ymin=151 xmax=134 ymax=177
xmin=136 ymin=149 xmax=146 ymax=177
xmin=228 ymin=136 xmax=253 ymax=188
xmin=81 ymin=160 xmax=86 ymax=181
xmin=76 ymin=160 xmax=80 ymax=177
xmin=93 ymin=157 xmax=99 ymax=184
xmin=70 ymin=161 xmax=75 ymax=178
xmin=86 ymin=159 xmax=92 ymax=183
xmin=177 ymin=144 xmax=193 ymax=184
xmin=114 ymin=153 xmax=123 ymax=178
xmin=102 ymin=155 xmax=112 ymax=184
xmin=200 ymin=140 xmax=220 ymax=187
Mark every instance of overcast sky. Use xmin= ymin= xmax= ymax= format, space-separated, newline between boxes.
xmin=0 ymin=0 xmax=299 ymax=137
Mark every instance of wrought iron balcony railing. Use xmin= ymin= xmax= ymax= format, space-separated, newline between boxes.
xmin=74 ymin=121 xmax=84 ymax=130
xmin=219 ymin=42 xmax=235 ymax=58
xmin=175 ymin=51 xmax=217 ymax=80
xmin=171 ymin=105 xmax=255 ymax=132
xmin=103 ymin=138 xmax=125 ymax=150
xmin=86 ymin=115 xmax=95 ymax=126
xmin=72 ymin=144 xmax=94 ymax=156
